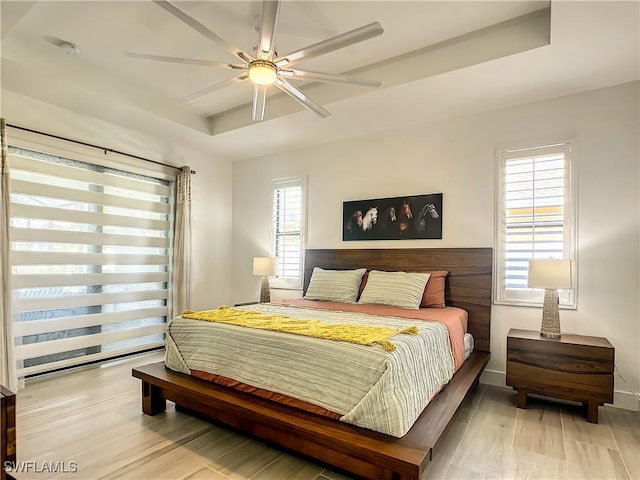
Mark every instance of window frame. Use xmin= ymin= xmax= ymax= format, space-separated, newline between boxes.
xmin=494 ymin=138 xmax=578 ymax=308
xmin=269 ymin=177 xmax=306 ymax=290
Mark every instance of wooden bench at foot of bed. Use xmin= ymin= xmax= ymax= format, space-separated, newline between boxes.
xmin=132 ymin=350 xmax=489 ymax=480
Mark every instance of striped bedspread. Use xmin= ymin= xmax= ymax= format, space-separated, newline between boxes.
xmin=165 ymin=303 xmax=455 ymax=437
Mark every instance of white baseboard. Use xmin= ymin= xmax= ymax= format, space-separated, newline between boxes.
xmin=480 ymin=369 xmax=508 ymax=388
xmin=479 ymin=369 xmax=640 ymax=412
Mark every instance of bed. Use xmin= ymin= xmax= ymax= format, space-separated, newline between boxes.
xmin=132 ymin=247 xmax=492 ymax=480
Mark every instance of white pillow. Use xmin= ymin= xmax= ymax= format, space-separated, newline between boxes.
xmin=304 ymin=267 xmax=366 ymax=303
xmin=358 ymin=270 xmax=431 ymax=309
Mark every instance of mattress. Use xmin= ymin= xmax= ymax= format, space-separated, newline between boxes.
xmin=165 ymin=302 xmax=465 ymax=437
xmin=464 ymin=333 xmax=475 ymax=360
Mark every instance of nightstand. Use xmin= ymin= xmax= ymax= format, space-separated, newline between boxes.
xmin=506 ymin=328 xmax=614 ymax=423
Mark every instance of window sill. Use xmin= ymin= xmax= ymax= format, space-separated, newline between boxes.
xmin=494 ymin=299 xmax=577 ymax=310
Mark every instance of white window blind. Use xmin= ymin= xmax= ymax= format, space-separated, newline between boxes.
xmin=271 ymin=178 xmax=305 ymax=289
xmin=9 ymin=146 xmax=171 ymax=376
xmin=495 ymin=141 xmax=577 ymax=307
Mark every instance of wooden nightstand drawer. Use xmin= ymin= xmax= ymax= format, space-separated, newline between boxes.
xmin=506 ymin=361 xmax=614 ymax=402
xmin=507 ymin=337 xmax=614 ymax=374
xmin=506 ymin=328 xmax=614 ymax=423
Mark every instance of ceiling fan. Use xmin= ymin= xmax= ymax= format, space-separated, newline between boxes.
xmin=127 ymin=0 xmax=384 ymax=121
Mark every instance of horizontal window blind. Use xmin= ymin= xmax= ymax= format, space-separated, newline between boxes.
xmin=9 ymin=146 xmax=172 ymax=376
xmin=495 ymin=142 xmax=576 ymax=306
xmin=271 ymin=178 xmax=304 ymax=289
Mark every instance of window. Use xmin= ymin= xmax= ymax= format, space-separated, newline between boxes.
xmin=270 ymin=178 xmax=305 ymax=289
xmin=495 ymin=140 xmax=577 ymax=307
xmin=9 ymin=145 xmax=172 ymax=376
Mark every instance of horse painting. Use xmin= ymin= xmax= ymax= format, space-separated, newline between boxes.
xmin=343 ymin=193 xmax=442 ymax=240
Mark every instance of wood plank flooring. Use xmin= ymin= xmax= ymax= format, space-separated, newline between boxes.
xmin=8 ymin=351 xmax=639 ymax=480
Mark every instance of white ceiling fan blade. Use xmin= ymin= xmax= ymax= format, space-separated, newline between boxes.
xmin=274 ymin=22 xmax=383 ymax=68
xmin=274 ymin=78 xmax=330 ymax=117
xmin=182 ymin=72 xmax=249 ymax=103
xmin=125 ymin=52 xmax=245 ymax=70
xmin=257 ymin=1 xmax=280 ymax=60
xmin=153 ymin=0 xmax=253 ymax=63
xmin=279 ymin=69 xmax=382 ymax=87
xmin=251 ymin=85 xmax=268 ymax=122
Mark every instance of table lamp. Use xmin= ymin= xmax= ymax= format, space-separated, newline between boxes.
xmin=253 ymin=257 xmax=278 ymax=303
xmin=527 ymin=259 xmax=573 ymax=339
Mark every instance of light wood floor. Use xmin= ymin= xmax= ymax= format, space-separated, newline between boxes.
xmin=10 ymin=351 xmax=639 ymax=480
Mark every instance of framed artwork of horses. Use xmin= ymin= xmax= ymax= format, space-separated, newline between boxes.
xmin=343 ymin=193 xmax=443 ymax=241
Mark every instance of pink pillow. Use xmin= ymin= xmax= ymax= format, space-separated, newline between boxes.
xmin=358 ymin=272 xmax=369 ymax=299
xmin=421 ymin=271 xmax=448 ymax=308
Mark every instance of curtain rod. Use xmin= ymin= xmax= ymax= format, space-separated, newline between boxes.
xmin=7 ymin=123 xmax=196 ymax=175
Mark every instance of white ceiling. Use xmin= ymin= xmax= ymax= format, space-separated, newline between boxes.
xmin=1 ymin=1 xmax=638 ymax=161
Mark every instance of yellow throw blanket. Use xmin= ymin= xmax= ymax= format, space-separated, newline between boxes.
xmin=181 ymin=306 xmax=419 ymax=352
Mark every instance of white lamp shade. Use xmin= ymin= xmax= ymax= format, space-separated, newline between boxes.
xmin=253 ymin=257 xmax=278 ymax=277
xmin=527 ymin=259 xmax=573 ymax=289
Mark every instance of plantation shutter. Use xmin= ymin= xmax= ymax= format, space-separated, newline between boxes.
xmin=495 ymin=142 xmax=577 ymax=306
xmin=271 ymin=178 xmax=304 ymax=288
xmin=9 ymin=146 xmax=171 ymax=376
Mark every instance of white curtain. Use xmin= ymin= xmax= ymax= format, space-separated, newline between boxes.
xmin=172 ymin=166 xmax=192 ymax=317
xmin=0 ymin=119 xmax=18 ymax=391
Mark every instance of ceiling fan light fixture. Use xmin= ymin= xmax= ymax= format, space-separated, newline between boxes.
xmin=249 ymin=60 xmax=277 ymax=85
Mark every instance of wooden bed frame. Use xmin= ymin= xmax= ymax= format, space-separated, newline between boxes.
xmin=133 ymin=247 xmax=493 ymax=480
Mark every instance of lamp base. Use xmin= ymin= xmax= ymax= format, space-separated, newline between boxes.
xmin=540 ymin=331 xmax=561 ymax=339
xmin=260 ymin=276 xmax=271 ymax=303
xmin=540 ymin=288 xmax=561 ymax=339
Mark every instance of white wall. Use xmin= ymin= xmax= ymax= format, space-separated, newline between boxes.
xmin=232 ymin=81 xmax=640 ymax=410
xmin=188 ymin=156 xmax=233 ymax=310
xmin=1 ymin=90 xmax=234 ymax=310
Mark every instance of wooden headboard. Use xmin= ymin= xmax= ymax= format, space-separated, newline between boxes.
xmin=304 ymin=248 xmax=493 ymax=352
